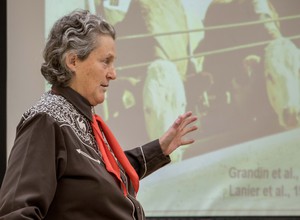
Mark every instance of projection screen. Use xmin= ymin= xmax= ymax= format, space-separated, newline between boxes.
xmin=7 ymin=0 xmax=300 ymax=217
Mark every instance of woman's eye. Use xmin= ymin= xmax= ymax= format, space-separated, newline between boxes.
xmin=101 ymin=56 xmax=115 ymax=67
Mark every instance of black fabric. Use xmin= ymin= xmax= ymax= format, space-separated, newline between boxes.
xmin=0 ymin=88 xmax=170 ymax=220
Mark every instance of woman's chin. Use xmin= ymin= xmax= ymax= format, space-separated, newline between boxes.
xmin=95 ymin=95 xmax=106 ymax=105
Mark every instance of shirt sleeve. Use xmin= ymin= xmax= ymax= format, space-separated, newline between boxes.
xmin=125 ymin=139 xmax=171 ymax=179
xmin=0 ymin=113 xmax=67 ymax=219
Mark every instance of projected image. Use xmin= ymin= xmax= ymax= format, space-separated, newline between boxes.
xmin=90 ymin=0 xmax=300 ymax=160
xmin=45 ymin=0 xmax=300 ymax=217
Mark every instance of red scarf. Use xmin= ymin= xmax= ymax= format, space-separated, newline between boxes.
xmin=91 ymin=114 xmax=139 ymax=196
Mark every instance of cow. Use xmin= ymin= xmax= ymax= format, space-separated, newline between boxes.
xmin=90 ymin=0 xmax=211 ymax=159
xmin=143 ymin=59 xmax=187 ymax=162
xmin=264 ymin=37 xmax=300 ymax=129
xmin=192 ymin=0 xmax=282 ymax=135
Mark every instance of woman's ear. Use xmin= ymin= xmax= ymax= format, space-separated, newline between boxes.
xmin=65 ymin=52 xmax=77 ymax=72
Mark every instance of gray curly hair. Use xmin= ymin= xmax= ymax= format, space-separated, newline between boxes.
xmin=41 ymin=9 xmax=116 ymax=87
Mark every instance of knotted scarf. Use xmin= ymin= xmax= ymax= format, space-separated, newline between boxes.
xmin=91 ymin=114 xmax=139 ymax=196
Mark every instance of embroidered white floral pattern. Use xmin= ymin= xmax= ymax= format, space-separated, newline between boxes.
xmin=22 ymin=91 xmax=97 ymax=149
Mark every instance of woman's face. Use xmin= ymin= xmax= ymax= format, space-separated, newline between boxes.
xmin=69 ymin=35 xmax=116 ymax=106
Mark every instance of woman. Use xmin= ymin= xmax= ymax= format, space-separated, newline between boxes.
xmin=0 ymin=9 xmax=197 ymax=220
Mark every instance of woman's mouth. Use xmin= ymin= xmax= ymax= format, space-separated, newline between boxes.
xmin=101 ymin=84 xmax=108 ymax=92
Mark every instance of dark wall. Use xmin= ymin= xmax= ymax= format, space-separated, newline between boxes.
xmin=0 ymin=0 xmax=7 ymax=186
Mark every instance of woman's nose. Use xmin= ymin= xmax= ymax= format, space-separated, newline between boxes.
xmin=108 ymin=65 xmax=117 ymax=80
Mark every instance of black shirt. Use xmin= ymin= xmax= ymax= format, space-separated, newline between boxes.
xmin=0 ymin=87 xmax=170 ymax=220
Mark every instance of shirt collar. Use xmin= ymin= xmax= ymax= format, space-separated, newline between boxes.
xmin=51 ymin=86 xmax=93 ymax=121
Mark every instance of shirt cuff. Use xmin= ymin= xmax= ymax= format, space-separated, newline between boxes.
xmin=139 ymin=139 xmax=171 ymax=179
